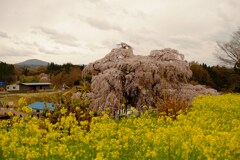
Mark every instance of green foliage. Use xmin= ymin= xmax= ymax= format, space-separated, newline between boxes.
xmin=47 ymin=62 xmax=76 ymax=75
xmin=47 ymin=62 xmax=62 ymax=75
xmin=190 ymin=62 xmax=240 ymax=92
xmin=21 ymin=66 xmax=30 ymax=76
xmin=19 ymin=75 xmax=40 ymax=83
xmin=190 ymin=62 xmax=214 ymax=86
xmin=62 ymin=63 xmax=73 ymax=73
xmin=76 ymin=82 xmax=91 ymax=93
xmin=47 ymin=63 xmax=83 ymax=87
xmin=0 ymin=62 xmax=15 ymax=84
xmin=84 ymin=75 xmax=92 ymax=83
xmin=40 ymin=84 xmax=92 ymax=124
xmin=51 ymin=70 xmax=81 ymax=87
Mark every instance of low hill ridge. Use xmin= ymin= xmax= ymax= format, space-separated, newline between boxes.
xmin=15 ymin=59 xmax=49 ymax=67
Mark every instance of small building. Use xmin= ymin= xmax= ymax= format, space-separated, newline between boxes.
xmin=20 ymin=82 xmax=51 ymax=91
xmin=6 ymin=84 xmax=20 ymax=92
xmin=28 ymin=102 xmax=55 ymax=113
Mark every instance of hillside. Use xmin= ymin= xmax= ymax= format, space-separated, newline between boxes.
xmin=15 ymin=59 xmax=49 ymax=67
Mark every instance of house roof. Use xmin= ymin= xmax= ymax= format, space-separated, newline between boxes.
xmin=21 ymin=82 xmax=51 ymax=86
xmin=28 ymin=102 xmax=55 ymax=111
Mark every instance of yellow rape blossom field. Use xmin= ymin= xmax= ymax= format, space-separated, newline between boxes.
xmin=0 ymin=94 xmax=239 ymax=159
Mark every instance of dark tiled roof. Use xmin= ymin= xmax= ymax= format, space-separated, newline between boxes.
xmin=21 ymin=83 xmax=51 ymax=86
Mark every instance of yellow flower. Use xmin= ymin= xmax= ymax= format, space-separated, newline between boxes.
xmin=60 ymin=107 xmax=67 ymax=115
xmin=7 ymin=111 xmax=13 ymax=116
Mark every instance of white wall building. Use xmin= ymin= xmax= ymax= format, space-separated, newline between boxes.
xmin=6 ymin=84 xmax=20 ymax=91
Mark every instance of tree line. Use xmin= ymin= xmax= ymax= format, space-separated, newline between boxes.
xmin=1 ymin=60 xmax=239 ymax=92
xmin=190 ymin=62 xmax=240 ymax=92
xmin=0 ymin=62 xmax=16 ymax=84
xmin=47 ymin=62 xmax=84 ymax=87
xmin=0 ymin=62 xmax=86 ymax=88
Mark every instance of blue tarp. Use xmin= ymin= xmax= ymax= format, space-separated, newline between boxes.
xmin=0 ymin=82 xmax=5 ymax=86
xmin=28 ymin=102 xmax=55 ymax=111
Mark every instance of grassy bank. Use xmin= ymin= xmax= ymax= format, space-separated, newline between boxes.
xmin=0 ymin=91 xmax=63 ymax=108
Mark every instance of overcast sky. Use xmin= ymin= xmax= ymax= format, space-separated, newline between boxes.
xmin=0 ymin=0 xmax=240 ymax=65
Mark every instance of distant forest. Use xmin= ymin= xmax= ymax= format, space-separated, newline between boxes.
xmin=190 ymin=62 xmax=240 ymax=92
xmin=0 ymin=62 xmax=87 ymax=88
xmin=0 ymin=62 xmax=16 ymax=84
xmin=0 ymin=61 xmax=239 ymax=92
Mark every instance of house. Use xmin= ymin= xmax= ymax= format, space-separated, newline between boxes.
xmin=28 ymin=101 xmax=55 ymax=113
xmin=20 ymin=82 xmax=51 ymax=91
xmin=6 ymin=82 xmax=52 ymax=92
xmin=6 ymin=84 xmax=20 ymax=92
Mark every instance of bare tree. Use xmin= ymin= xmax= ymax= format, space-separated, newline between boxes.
xmin=216 ymin=28 xmax=240 ymax=72
xmin=117 ymin=42 xmax=133 ymax=50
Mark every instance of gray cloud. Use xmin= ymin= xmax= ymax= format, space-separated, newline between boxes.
xmin=38 ymin=48 xmax=85 ymax=56
xmin=0 ymin=45 xmax=33 ymax=57
xmin=13 ymin=40 xmax=39 ymax=49
xmin=38 ymin=47 xmax=58 ymax=55
xmin=37 ymin=27 xmax=80 ymax=47
xmin=169 ymin=36 xmax=201 ymax=49
xmin=10 ymin=39 xmax=59 ymax=55
xmin=125 ymin=32 xmax=164 ymax=48
xmin=120 ymin=8 xmax=147 ymax=18
xmin=101 ymin=40 xmax=118 ymax=48
xmin=83 ymin=17 xmax=123 ymax=32
xmin=208 ymin=31 xmax=233 ymax=42
xmin=86 ymin=43 xmax=106 ymax=51
xmin=0 ymin=0 xmax=239 ymax=65
xmin=0 ymin=31 xmax=8 ymax=38
xmin=37 ymin=43 xmax=85 ymax=56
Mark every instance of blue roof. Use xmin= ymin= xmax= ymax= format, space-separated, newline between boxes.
xmin=28 ymin=102 xmax=55 ymax=111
